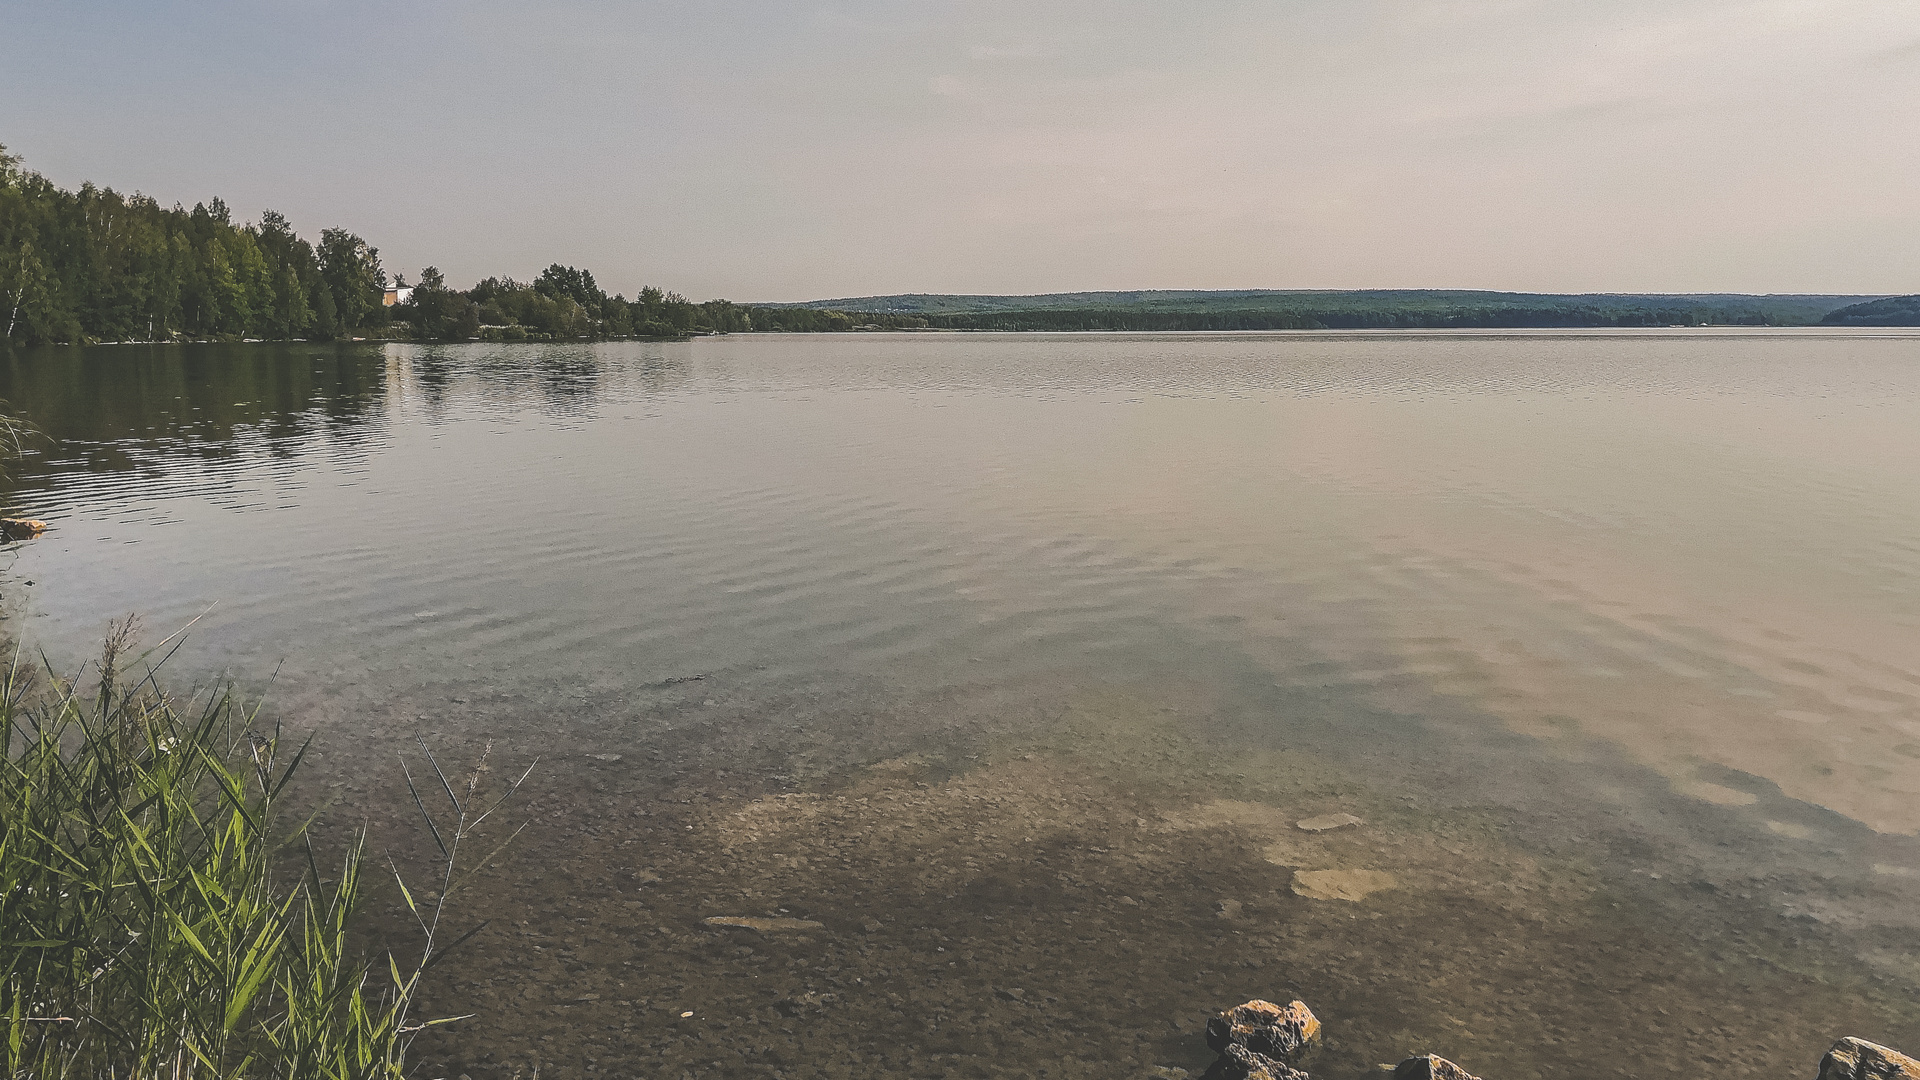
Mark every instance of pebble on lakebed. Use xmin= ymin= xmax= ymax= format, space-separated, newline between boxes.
xmin=701 ymin=915 xmax=824 ymax=932
xmin=1294 ymin=813 xmax=1363 ymax=832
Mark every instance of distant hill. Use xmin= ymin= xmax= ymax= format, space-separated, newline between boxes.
xmin=751 ymin=289 xmax=1880 ymax=331
xmin=1821 ymin=295 xmax=1920 ymax=326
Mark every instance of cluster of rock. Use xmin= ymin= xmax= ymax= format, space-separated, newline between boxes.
xmin=1196 ymin=998 xmax=1482 ymax=1080
xmin=1201 ymin=999 xmax=1323 ymax=1080
xmin=1187 ymin=999 xmax=1920 ymax=1080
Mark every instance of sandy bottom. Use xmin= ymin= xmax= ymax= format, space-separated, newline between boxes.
xmin=294 ymin=672 xmax=1920 ymax=1080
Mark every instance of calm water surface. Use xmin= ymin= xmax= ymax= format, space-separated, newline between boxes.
xmin=4 ymin=331 xmax=1920 ymax=1079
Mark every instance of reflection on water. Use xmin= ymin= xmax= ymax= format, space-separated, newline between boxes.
xmin=3 ymin=332 xmax=1920 ymax=1079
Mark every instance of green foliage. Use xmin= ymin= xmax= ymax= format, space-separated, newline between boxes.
xmin=1 ymin=622 xmax=527 ymax=1079
xmin=0 ymin=144 xmax=384 ymax=346
xmin=534 ymin=264 xmax=603 ymax=310
xmin=405 ymin=271 xmax=749 ymax=342
xmin=311 ymin=286 xmax=341 ymax=342
xmin=315 ymin=229 xmax=386 ymax=338
xmin=405 ymin=267 xmax=474 ymax=342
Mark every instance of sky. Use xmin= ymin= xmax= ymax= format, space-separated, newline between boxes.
xmin=1 ymin=0 xmax=1917 ymax=301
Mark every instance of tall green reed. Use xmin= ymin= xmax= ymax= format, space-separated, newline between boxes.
xmin=1 ymin=618 xmax=529 ymax=1079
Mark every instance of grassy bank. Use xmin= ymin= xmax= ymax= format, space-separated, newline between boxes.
xmin=1 ymin=621 xmax=523 ymax=1079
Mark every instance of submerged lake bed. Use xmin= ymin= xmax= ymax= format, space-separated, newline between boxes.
xmin=4 ymin=330 xmax=1920 ymax=1078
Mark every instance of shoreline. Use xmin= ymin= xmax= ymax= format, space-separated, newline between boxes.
xmin=13 ymin=323 xmax=1920 ymax=352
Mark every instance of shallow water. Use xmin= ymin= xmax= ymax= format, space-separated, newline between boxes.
xmin=4 ymin=331 xmax=1920 ymax=1078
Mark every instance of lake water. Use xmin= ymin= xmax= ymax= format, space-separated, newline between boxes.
xmin=4 ymin=331 xmax=1920 ymax=1079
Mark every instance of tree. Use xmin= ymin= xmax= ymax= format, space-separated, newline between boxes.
xmin=406 ymin=266 xmax=482 ymax=341
xmin=310 ymin=281 xmax=340 ymax=341
xmin=453 ymin=301 xmax=481 ymax=341
xmin=258 ymin=209 xmax=293 ymax=243
xmin=317 ymin=228 xmax=384 ymax=333
xmin=535 ymin=264 xmax=603 ymax=311
xmin=204 ymin=241 xmax=244 ymax=335
xmin=4 ymin=241 xmax=46 ymax=343
xmin=274 ymin=263 xmax=313 ymax=338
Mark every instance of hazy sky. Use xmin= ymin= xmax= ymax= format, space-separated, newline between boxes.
xmin=2 ymin=1 xmax=1916 ymax=300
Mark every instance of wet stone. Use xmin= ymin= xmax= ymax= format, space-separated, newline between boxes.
xmin=1206 ymin=1043 xmax=1311 ymax=1080
xmin=1818 ymin=1037 xmax=1920 ymax=1080
xmin=1392 ymin=1054 xmax=1482 ymax=1080
xmin=1206 ymin=999 xmax=1322 ymax=1062
xmin=0 ymin=517 xmax=48 ymax=541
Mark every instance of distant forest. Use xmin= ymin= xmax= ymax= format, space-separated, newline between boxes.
xmin=1820 ymin=295 xmax=1920 ymax=326
xmin=762 ymin=289 xmax=1918 ymax=331
xmin=3 ymin=142 xmax=1914 ymax=346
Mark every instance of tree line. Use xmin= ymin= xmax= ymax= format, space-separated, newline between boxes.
xmin=399 ymin=263 xmax=756 ymax=343
xmin=883 ymin=304 xmax=1783 ymax=332
xmin=0 ymin=143 xmax=769 ymax=347
xmin=19 ymin=140 xmax=1881 ymax=345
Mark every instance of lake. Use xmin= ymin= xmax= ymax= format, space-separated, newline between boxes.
xmin=4 ymin=330 xmax=1920 ymax=1079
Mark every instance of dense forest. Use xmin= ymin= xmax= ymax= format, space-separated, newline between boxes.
xmin=1821 ymin=294 xmax=1920 ymax=326
xmin=0 ymin=144 xmax=388 ymax=345
xmin=0 ymin=143 xmax=748 ymax=346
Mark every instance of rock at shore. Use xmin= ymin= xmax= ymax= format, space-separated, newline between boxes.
xmin=1206 ymin=998 xmax=1322 ymax=1061
xmin=1207 ymin=1043 xmax=1311 ymax=1080
xmin=1393 ymin=1053 xmax=1482 ymax=1080
xmin=0 ymin=518 xmax=46 ymax=541
xmin=1200 ymin=998 xmax=1321 ymax=1078
xmin=1818 ymin=1038 xmax=1920 ymax=1080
